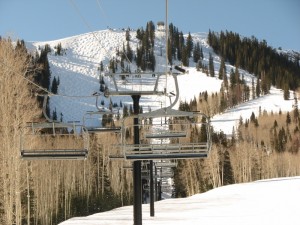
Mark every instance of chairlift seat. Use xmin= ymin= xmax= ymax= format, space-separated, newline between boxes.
xmin=87 ymin=127 xmax=121 ymax=133
xmin=83 ymin=111 xmax=121 ymax=133
xmin=145 ymin=131 xmax=187 ymax=139
xmin=155 ymin=161 xmax=177 ymax=168
xmin=20 ymin=122 xmax=89 ymax=160
xmin=123 ymin=142 xmax=209 ymax=160
xmin=121 ymin=108 xmax=211 ymax=160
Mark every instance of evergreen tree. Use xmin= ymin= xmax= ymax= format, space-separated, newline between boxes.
xmin=209 ymin=52 xmax=215 ymax=77
xmin=260 ymin=71 xmax=269 ymax=95
xmin=286 ymin=112 xmax=291 ymax=125
xmin=256 ymin=78 xmax=261 ymax=98
xmin=136 ymin=28 xmax=144 ymax=41
xmin=219 ymin=84 xmax=227 ymax=112
xmin=250 ymin=112 xmax=256 ymax=123
xmin=52 ymin=108 xmax=57 ymax=121
xmin=186 ymin=32 xmax=193 ymax=58
xmin=146 ymin=21 xmax=155 ymax=47
xmin=293 ymin=92 xmax=299 ymax=122
xmin=219 ymin=57 xmax=225 ymax=80
xmin=252 ymin=78 xmax=256 ymax=99
xmin=125 ymin=29 xmax=130 ymax=41
xmin=51 ymin=77 xmax=58 ymax=94
xmin=199 ymin=116 xmax=208 ymax=142
xmin=55 ymin=42 xmax=62 ymax=56
xmin=34 ymin=45 xmax=52 ymax=106
xmin=229 ymin=69 xmax=236 ymax=89
xmin=244 ymin=84 xmax=250 ymax=101
xmin=100 ymin=61 xmax=104 ymax=72
xmin=193 ymin=42 xmax=201 ymax=63
xmin=123 ymin=105 xmax=129 ymax=118
xmin=126 ymin=41 xmax=133 ymax=62
xmin=181 ymin=45 xmax=189 ymax=66
xmin=283 ymin=84 xmax=290 ymax=100
xmin=277 ymin=127 xmax=287 ymax=152
xmin=223 ymin=66 xmax=229 ymax=90
xmin=222 ymin=150 xmax=234 ymax=185
xmin=200 ymin=46 xmax=204 ymax=59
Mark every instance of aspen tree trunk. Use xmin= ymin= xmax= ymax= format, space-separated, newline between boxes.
xmin=26 ymin=162 xmax=31 ymax=225
xmin=0 ymin=39 xmax=40 ymax=225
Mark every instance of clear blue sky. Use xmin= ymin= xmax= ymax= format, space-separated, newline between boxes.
xmin=0 ymin=0 xmax=299 ymax=51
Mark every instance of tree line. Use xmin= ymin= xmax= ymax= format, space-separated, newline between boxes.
xmin=207 ymin=30 xmax=300 ymax=91
xmin=0 ymin=38 xmax=132 ymax=225
xmin=173 ymin=91 xmax=300 ymax=197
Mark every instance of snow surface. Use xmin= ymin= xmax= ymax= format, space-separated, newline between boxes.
xmin=59 ymin=176 xmax=300 ymax=225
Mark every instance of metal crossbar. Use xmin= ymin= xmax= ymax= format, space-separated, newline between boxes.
xmin=21 ymin=149 xmax=88 ymax=160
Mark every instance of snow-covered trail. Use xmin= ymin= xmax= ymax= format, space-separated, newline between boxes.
xmin=59 ymin=176 xmax=300 ymax=225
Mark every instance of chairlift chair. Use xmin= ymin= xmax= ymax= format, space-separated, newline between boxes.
xmin=121 ymin=107 xmax=212 ymax=160
xmin=20 ymin=122 xmax=89 ymax=160
xmin=83 ymin=94 xmax=121 ymax=133
xmin=20 ymin=95 xmax=89 ymax=160
xmin=103 ymin=72 xmax=172 ymax=97
xmin=155 ymin=161 xmax=177 ymax=168
xmin=83 ymin=111 xmax=121 ymax=133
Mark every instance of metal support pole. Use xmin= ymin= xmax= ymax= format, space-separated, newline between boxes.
xmin=155 ymin=166 xmax=158 ymax=201
xmin=158 ymin=181 xmax=162 ymax=201
xmin=132 ymin=95 xmax=142 ymax=225
xmin=149 ymin=160 xmax=154 ymax=217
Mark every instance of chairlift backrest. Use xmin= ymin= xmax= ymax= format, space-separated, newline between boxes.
xmin=83 ymin=111 xmax=121 ymax=133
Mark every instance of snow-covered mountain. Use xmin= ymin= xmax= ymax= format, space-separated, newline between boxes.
xmin=27 ymin=29 xmax=294 ymax=134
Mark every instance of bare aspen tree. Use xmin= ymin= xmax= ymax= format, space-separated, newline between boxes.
xmin=0 ymin=39 xmax=40 ymax=224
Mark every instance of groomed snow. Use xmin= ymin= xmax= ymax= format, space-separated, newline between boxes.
xmin=59 ymin=176 xmax=300 ymax=225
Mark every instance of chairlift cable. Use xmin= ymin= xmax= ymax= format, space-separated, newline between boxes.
xmin=165 ymin=0 xmax=168 ymax=108
xmin=68 ymin=0 xmax=132 ymax=64
xmin=95 ymin=0 xmax=110 ymax=30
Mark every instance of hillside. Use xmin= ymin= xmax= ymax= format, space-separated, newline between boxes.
xmin=59 ymin=176 xmax=300 ymax=225
xmin=26 ymin=29 xmax=294 ymax=134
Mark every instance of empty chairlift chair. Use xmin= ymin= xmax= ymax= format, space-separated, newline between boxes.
xmin=20 ymin=122 xmax=89 ymax=160
xmin=83 ymin=111 xmax=121 ymax=133
xmin=121 ymin=107 xmax=212 ymax=160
